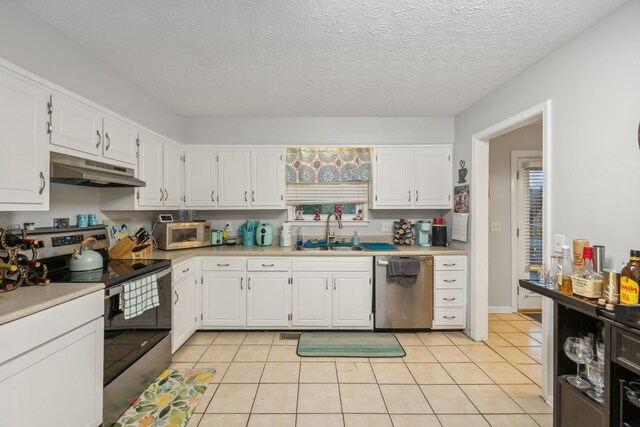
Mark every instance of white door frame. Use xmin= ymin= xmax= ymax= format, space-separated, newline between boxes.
xmin=470 ymin=100 xmax=553 ymax=404
xmin=511 ymin=150 xmax=543 ymax=313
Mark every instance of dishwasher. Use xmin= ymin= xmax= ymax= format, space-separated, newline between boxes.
xmin=374 ymin=256 xmax=433 ymax=329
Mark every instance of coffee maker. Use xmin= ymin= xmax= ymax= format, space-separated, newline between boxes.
xmin=415 ymin=220 xmax=432 ymax=247
xmin=432 ymin=217 xmax=447 ymax=247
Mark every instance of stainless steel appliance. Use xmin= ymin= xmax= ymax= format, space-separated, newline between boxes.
xmin=26 ymin=225 xmax=172 ymax=426
xmin=50 ymin=152 xmax=146 ymax=187
xmin=375 ymin=256 xmax=433 ymax=329
xmin=153 ymin=221 xmax=212 ymax=250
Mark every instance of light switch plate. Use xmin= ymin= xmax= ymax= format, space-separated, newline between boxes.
xmin=554 ymin=234 xmax=565 ymax=252
xmin=490 ymin=221 xmax=501 ymax=232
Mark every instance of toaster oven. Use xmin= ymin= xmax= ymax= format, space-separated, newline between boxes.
xmin=153 ymin=221 xmax=211 ymax=250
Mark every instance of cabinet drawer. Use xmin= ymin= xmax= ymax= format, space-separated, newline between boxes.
xmin=202 ymin=257 xmax=245 ymax=271
xmin=173 ymin=259 xmax=198 ymax=283
xmin=247 ymin=258 xmax=291 ymax=272
xmin=433 ymin=308 xmax=465 ymax=326
xmin=434 ymin=289 xmax=465 ymax=307
xmin=613 ymin=326 xmax=640 ymax=376
xmin=434 ymin=256 xmax=466 ymax=271
xmin=292 ymin=256 xmax=372 ymax=272
xmin=434 ymin=271 xmax=466 ymax=289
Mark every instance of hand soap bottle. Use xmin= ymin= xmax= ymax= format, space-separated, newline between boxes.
xmin=351 ymin=231 xmax=360 ymax=246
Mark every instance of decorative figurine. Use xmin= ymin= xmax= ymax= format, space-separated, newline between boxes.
xmin=336 ymin=204 xmax=342 ymax=220
xmin=353 ymin=208 xmax=364 ymax=221
xmin=458 ymin=160 xmax=468 ymax=184
xmin=295 ymin=205 xmax=304 ymax=220
xmin=313 ymin=208 xmax=321 ymax=221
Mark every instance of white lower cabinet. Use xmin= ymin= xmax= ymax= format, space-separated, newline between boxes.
xmin=0 ymin=291 xmax=103 ymax=427
xmin=202 ymin=271 xmax=246 ymax=327
xmin=292 ymin=272 xmax=332 ymax=327
xmin=172 ymin=271 xmax=199 ymax=352
xmin=432 ymin=255 xmax=467 ymax=329
xmin=332 ymin=272 xmax=372 ymax=328
xmin=247 ymin=272 xmax=291 ymax=327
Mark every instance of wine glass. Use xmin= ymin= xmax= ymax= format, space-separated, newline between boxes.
xmin=563 ymin=337 xmax=592 ymax=389
xmin=579 ymin=332 xmax=595 ymax=380
xmin=586 ymin=359 xmax=605 ymax=403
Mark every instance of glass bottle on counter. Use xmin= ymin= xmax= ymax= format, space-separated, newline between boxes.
xmin=572 ymin=246 xmax=603 ymax=298
xmin=558 ymin=245 xmax=574 ymax=295
xmin=620 ymin=250 xmax=640 ymax=305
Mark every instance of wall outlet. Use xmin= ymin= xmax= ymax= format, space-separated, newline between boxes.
xmin=490 ymin=221 xmax=501 ymax=232
xmin=554 ymin=234 xmax=565 ymax=252
xmin=381 ymin=222 xmax=392 ymax=232
xmin=225 ymin=222 xmax=232 ymax=232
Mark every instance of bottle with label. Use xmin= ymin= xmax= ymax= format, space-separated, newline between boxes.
xmin=352 ymin=232 xmax=360 ymax=246
xmin=558 ymin=245 xmax=573 ymax=295
xmin=571 ymin=246 xmax=603 ymax=298
xmin=620 ymin=250 xmax=640 ymax=304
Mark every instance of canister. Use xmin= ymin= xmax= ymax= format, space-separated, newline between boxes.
xmin=603 ymin=269 xmax=620 ymax=304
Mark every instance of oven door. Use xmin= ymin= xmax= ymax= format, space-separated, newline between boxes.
xmin=103 ymin=267 xmax=172 ymax=386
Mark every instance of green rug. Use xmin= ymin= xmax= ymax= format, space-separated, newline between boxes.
xmin=297 ymin=332 xmax=405 ymax=357
xmin=112 ymin=368 xmax=216 ymax=427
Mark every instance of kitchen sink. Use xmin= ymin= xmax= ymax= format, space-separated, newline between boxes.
xmin=292 ymin=246 xmax=330 ymax=251
xmin=292 ymin=245 xmax=364 ymax=251
xmin=329 ymin=246 xmax=364 ymax=251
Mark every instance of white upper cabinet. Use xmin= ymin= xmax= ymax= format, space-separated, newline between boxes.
xmin=218 ymin=149 xmax=251 ymax=207
xmin=0 ymin=68 xmax=49 ymax=208
xmin=372 ymin=146 xmax=452 ymax=209
xmin=50 ymin=93 xmax=102 ymax=157
xmin=163 ymin=142 xmax=183 ymax=207
xmin=414 ymin=147 xmax=452 ymax=208
xmin=102 ymin=115 xmax=138 ymax=165
xmin=251 ymin=148 xmax=285 ymax=207
xmin=185 ymin=149 xmax=217 ymax=207
xmin=137 ymin=133 xmax=164 ymax=207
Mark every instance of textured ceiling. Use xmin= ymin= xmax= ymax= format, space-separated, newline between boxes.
xmin=17 ymin=0 xmax=627 ymax=117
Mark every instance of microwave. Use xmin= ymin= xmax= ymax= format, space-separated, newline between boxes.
xmin=153 ymin=221 xmax=211 ymax=250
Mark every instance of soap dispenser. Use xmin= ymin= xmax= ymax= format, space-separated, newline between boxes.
xmin=351 ymin=231 xmax=360 ymax=246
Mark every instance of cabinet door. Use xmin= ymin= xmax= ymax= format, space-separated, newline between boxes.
xmin=246 ymin=273 xmax=290 ymax=327
xmin=218 ymin=149 xmax=250 ymax=207
xmin=137 ymin=133 xmax=164 ymax=207
xmin=102 ymin=115 xmax=138 ymax=165
xmin=292 ymin=272 xmax=331 ymax=327
xmin=163 ymin=142 xmax=183 ymax=207
xmin=414 ymin=147 xmax=452 ymax=208
xmin=185 ymin=149 xmax=217 ymax=207
xmin=332 ymin=272 xmax=372 ymax=327
xmin=172 ymin=273 xmax=198 ymax=352
xmin=0 ymin=69 xmax=49 ymax=206
xmin=202 ymin=272 xmax=245 ymax=327
xmin=251 ymin=148 xmax=285 ymax=208
xmin=50 ymin=93 xmax=102 ymax=157
xmin=373 ymin=148 xmax=414 ymax=208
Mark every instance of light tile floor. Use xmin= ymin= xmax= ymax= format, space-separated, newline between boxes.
xmin=176 ymin=312 xmax=551 ymax=427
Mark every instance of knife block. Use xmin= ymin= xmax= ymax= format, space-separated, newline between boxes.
xmin=109 ymin=236 xmax=153 ymax=259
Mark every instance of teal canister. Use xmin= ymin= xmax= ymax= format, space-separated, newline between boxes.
xmin=77 ymin=214 xmax=88 ymax=227
xmin=88 ymin=214 xmax=98 ymax=226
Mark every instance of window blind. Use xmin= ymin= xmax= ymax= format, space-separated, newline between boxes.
xmin=286 ymin=182 xmax=369 ymax=205
xmin=523 ymin=164 xmax=543 ymax=269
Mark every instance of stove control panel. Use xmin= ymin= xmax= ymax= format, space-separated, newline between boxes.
xmin=52 ymin=234 xmax=85 ymax=247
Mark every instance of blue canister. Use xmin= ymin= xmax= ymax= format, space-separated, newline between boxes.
xmin=242 ymin=230 xmax=255 ymax=247
xmin=77 ymin=214 xmax=88 ymax=227
xmin=88 ymin=214 xmax=98 ymax=226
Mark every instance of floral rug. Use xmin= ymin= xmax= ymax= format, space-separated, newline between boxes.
xmin=112 ymin=368 xmax=216 ymax=427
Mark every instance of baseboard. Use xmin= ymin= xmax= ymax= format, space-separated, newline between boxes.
xmin=488 ymin=306 xmax=514 ymax=313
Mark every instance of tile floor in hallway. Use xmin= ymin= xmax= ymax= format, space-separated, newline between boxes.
xmin=173 ymin=312 xmax=551 ymax=427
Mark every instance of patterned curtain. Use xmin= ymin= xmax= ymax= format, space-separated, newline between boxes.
xmin=285 ymin=147 xmax=371 ymax=183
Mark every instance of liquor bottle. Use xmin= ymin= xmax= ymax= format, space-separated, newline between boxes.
xmin=25 ymin=269 xmax=50 ymax=285
xmin=572 ymin=246 xmax=603 ymax=298
xmin=0 ymin=259 xmax=17 ymax=272
xmin=620 ymin=250 xmax=640 ymax=305
xmin=557 ymin=245 xmax=573 ymax=295
xmin=1 ymin=254 xmax=40 ymax=268
xmin=1 ymin=233 xmax=38 ymax=249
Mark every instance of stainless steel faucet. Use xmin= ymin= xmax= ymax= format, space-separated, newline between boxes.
xmin=325 ymin=212 xmax=343 ymax=243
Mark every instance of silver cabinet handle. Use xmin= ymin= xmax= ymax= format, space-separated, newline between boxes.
xmin=211 ymin=191 xmax=215 ymax=202
xmin=160 ymin=189 xmax=164 ymax=201
xmin=252 ymin=190 xmax=255 ymax=202
xmin=174 ymin=290 xmax=179 ymax=305
xmin=240 ymin=277 xmax=243 ymax=290
xmin=38 ymin=172 xmax=45 ymax=195
xmin=261 ymin=264 xmax=274 ymax=267
xmin=408 ymin=190 xmax=411 ymax=202
xmin=105 ymin=133 xmax=111 ymax=150
xmin=444 ymin=279 xmax=456 ymax=283
xmin=416 ymin=190 xmax=418 ymax=201
xmin=217 ymin=263 xmax=229 ymax=267
xmin=96 ymin=130 xmax=101 ymax=148
xmin=182 ymin=268 xmax=190 ymax=273
xmin=443 ymin=297 xmax=456 ymax=301
xmin=244 ymin=190 xmax=247 ymax=202
xmin=248 ymin=277 xmax=251 ymax=290
xmin=46 ymin=121 xmax=52 ymax=134
xmin=444 ymin=263 xmax=456 ymax=267
xmin=333 ymin=278 xmax=336 ymax=290
xmin=325 ymin=278 xmax=328 ymax=290
xmin=164 ymin=189 xmax=168 ymax=201
xmin=443 ymin=315 xmax=456 ymax=320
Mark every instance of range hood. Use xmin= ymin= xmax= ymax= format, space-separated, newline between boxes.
xmin=50 ymin=152 xmax=146 ymax=188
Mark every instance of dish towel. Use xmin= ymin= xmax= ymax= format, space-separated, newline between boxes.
xmin=387 ymin=258 xmax=421 ymax=285
xmin=120 ymin=274 xmax=159 ymax=319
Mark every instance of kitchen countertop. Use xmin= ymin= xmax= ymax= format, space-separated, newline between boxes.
xmin=0 ymin=282 xmax=104 ymax=326
xmin=134 ymin=239 xmax=467 ymax=265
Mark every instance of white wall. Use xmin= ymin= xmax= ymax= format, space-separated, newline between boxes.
xmin=455 ymin=0 xmax=640 ymax=270
xmin=187 ymin=117 xmax=455 ymax=145
xmin=488 ymin=124 xmax=542 ymax=308
xmin=0 ymin=1 xmax=186 ymax=143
